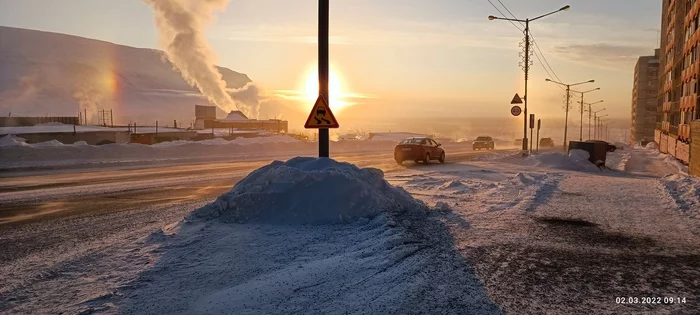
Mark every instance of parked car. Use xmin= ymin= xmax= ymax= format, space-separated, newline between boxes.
xmin=539 ymin=137 xmax=555 ymax=148
xmin=584 ymin=140 xmax=617 ymax=152
xmin=394 ymin=137 xmax=446 ymax=165
xmin=473 ymin=136 xmax=495 ymax=150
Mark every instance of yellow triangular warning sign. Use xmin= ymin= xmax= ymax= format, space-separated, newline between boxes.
xmin=511 ymin=93 xmax=523 ymax=104
xmin=304 ymin=95 xmax=339 ymax=129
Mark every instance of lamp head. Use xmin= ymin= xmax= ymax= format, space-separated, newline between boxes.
xmin=588 ymin=80 xmax=595 ymax=83
xmin=545 ymin=78 xmax=552 ymax=82
xmin=488 ymin=15 xmax=496 ymax=20
xmin=560 ymin=5 xmax=571 ymax=11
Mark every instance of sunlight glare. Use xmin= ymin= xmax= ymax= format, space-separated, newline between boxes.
xmin=304 ymin=68 xmax=349 ymax=111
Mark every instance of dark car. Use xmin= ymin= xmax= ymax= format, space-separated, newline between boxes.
xmin=585 ymin=140 xmax=617 ymax=152
xmin=473 ymin=136 xmax=495 ymax=150
xmin=394 ymin=137 xmax=445 ymax=165
xmin=539 ymin=137 xmax=554 ymax=148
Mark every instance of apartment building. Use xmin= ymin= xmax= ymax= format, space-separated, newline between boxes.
xmin=631 ymin=49 xmax=660 ymax=145
xmin=656 ymin=0 xmax=696 ymax=164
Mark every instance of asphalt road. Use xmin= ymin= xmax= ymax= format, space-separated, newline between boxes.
xmin=0 ymin=147 xmax=502 ymax=265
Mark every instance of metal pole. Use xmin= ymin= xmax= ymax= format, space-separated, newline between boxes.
xmin=523 ymin=19 xmax=530 ymax=153
xmin=588 ymin=104 xmax=592 ymax=140
xmin=563 ymin=85 xmax=570 ymax=148
xmin=535 ymin=119 xmax=542 ymax=152
xmin=579 ymin=93 xmax=584 ymax=141
xmin=318 ymin=0 xmax=330 ymax=158
xmin=110 ymin=109 xmax=114 ymax=127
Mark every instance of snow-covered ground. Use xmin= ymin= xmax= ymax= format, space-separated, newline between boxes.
xmin=2 ymin=144 xmax=700 ymax=314
xmin=0 ymin=134 xmax=407 ymax=171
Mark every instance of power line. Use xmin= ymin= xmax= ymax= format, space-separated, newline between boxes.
xmin=490 ymin=0 xmax=565 ymax=90
xmin=486 ymin=0 xmax=522 ymax=32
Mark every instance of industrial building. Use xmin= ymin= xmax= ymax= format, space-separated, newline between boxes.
xmin=194 ymin=105 xmax=288 ymax=133
xmin=630 ymin=49 xmax=660 ymax=145
xmin=655 ymin=0 xmax=698 ymax=167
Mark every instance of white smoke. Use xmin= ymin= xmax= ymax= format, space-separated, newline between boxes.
xmin=143 ymin=0 xmax=260 ymax=118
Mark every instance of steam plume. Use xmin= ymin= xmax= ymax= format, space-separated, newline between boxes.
xmin=144 ymin=0 xmax=259 ymax=118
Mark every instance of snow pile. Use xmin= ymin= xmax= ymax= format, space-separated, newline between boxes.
xmin=188 ymin=157 xmax=429 ymax=225
xmin=606 ymin=151 xmax=631 ymax=171
xmin=661 ymin=174 xmax=700 ymax=217
xmin=112 ymin=159 xmax=500 ymax=314
xmin=645 ymin=142 xmax=658 ymax=150
xmin=0 ymin=135 xmax=27 ymax=147
xmin=503 ymin=150 xmax=599 ymax=171
xmin=229 ymin=135 xmax=299 ymax=145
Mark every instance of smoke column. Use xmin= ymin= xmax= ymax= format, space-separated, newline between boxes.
xmin=144 ymin=0 xmax=252 ymax=116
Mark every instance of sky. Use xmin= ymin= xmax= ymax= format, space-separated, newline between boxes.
xmin=0 ymin=0 xmax=662 ymax=122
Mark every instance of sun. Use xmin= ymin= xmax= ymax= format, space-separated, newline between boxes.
xmin=303 ymin=68 xmax=350 ymax=111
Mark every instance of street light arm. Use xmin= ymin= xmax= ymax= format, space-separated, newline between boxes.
xmin=572 ymin=87 xmax=600 ymax=94
xmin=488 ymin=15 xmax=526 ymax=22
xmin=545 ymin=78 xmax=567 ymax=87
xmin=531 ymin=5 xmax=570 ymax=21
xmin=570 ymin=80 xmax=595 ymax=87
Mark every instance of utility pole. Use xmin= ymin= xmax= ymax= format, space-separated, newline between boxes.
xmin=318 ymin=0 xmax=330 ymax=157
xmin=488 ymin=5 xmax=570 ymax=154
xmin=523 ymin=18 xmax=530 ymax=153
xmin=546 ymin=78 xmax=594 ymax=148
xmin=576 ymin=88 xmax=599 ymax=141
xmin=588 ymin=104 xmax=592 ymax=139
xmin=564 ymin=85 xmax=570 ymax=148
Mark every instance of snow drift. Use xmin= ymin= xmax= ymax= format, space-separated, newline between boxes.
xmin=496 ymin=150 xmax=599 ymax=171
xmin=188 ymin=157 xmax=429 ymax=224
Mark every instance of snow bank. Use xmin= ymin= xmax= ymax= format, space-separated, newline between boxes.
xmin=498 ymin=150 xmax=599 ymax=171
xmin=605 ymin=151 xmax=631 ymax=171
xmin=661 ymin=174 xmax=700 ymax=218
xmin=188 ymin=157 xmax=429 ymax=224
xmin=0 ymin=135 xmax=27 ymax=147
xmin=645 ymin=142 xmax=658 ymax=149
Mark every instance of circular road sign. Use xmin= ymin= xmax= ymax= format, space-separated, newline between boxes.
xmin=510 ymin=106 xmax=522 ymax=116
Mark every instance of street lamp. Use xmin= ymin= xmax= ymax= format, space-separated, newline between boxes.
xmin=488 ymin=4 xmax=571 ymax=153
xmin=597 ymin=114 xmax=609 ymax=140
xmin=573 ymin=88 xmax=600 ymax=141
xmin=583 ymin=100 xmax=603 ymax=140
xmin=545 ymin=78 xmax=595 ymax=148
xmin=592 ymin=109 xmax=606 ymax=139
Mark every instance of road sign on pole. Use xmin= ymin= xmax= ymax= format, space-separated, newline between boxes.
xmin=511 ymin=93 xmax=523 ymax=104
xmin=511 ymin=106 xmax=522 ymax=116
xmin=304 ymin=95 xmax=339 ymax=129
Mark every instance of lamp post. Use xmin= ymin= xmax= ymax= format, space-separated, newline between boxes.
xmin=584 ymin=100 xmax=604 ymax=140
xmin=488 ymin=5 xmax=570 ymax=153
xmin=545 ymin=78 xmax=595 ymax=148
xmin=597 ymin=114 xmax=609 ymax=140
xmin=573 ymin=88 xmax=600 ymax=141
xmin=592 ymin=109 xmax=606 ymax=139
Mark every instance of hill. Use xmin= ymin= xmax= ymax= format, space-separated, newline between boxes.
xmin=0 ymin=26 xmax=296 ymax=126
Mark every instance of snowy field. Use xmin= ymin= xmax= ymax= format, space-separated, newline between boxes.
xmin=0 ymin=134 xmax=412 ymax=171
xmin=2 ymin=145 xmax=699 ymax=314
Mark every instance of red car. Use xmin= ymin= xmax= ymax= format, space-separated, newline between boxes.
xmin=394 ymin=137 xmax=446 ymax=165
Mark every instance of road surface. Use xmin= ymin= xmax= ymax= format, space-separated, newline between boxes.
xmin=0 ymin=147 xmax=497 ymax=266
